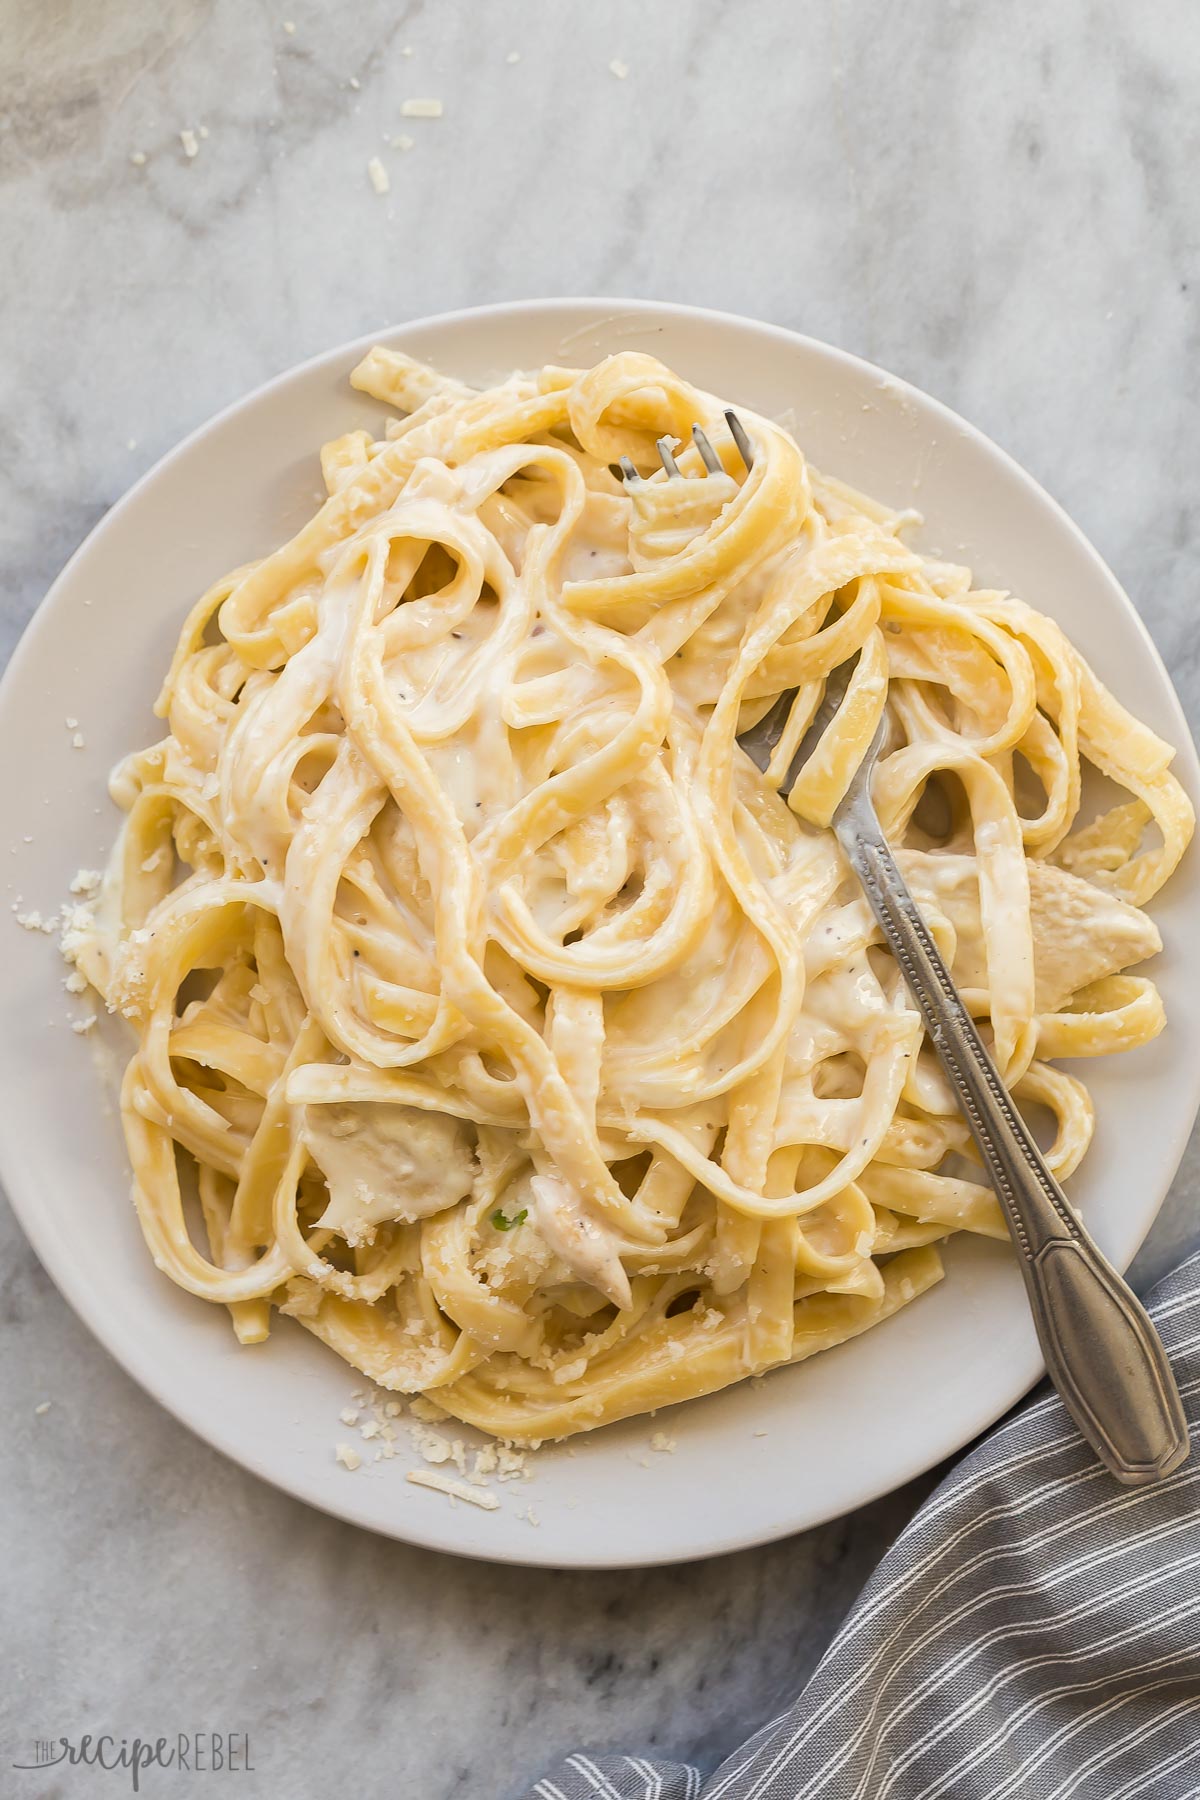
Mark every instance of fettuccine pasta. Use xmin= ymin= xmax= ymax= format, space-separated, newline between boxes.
xmin=70 ymin=349 xmax=1194 ymax=1443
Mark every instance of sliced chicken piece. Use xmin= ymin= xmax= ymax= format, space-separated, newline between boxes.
xmin=529 ymin=1174 xmax=633 ymax=1311
xmin=897 ymin=850 xmax=1161 ymax=1012
xmin=304 ymin=1102 xmax=476 ymax=1246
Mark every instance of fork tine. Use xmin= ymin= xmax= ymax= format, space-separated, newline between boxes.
xmin=656 ymin=435 xmax=682 ymax=479
xmin=618 ymin=455 xmax=640 ymax=484
xmin=692 ymin=425 xmax=722 ymax=473
xmin=724 ymin=409 xmax=754 ymax=471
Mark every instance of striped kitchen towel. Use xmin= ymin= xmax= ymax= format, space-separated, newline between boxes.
xmin=522 ymin=1247 xmax=1200 ymax=1800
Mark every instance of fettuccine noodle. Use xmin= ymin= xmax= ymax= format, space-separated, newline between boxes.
xmin=70 ymin=349 xmax=1194 ymax=1443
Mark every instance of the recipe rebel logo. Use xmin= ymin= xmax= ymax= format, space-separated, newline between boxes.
xmin=12 ymin=1732 xmax=255 ymax=1790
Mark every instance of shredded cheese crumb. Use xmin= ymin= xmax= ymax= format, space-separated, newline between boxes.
xmin=283 ymin=20 xmax=295 ymax=33
xmin=130 ymin=151 xmax=147 ymax=167
xmin=180 ymin=129 xmax=199 ymax=159
xmin=650 ymin=1430 xmax=677 ymax=1454
xmin=65 ymin=718 xmax=78 ymax=730
xmin=71 ymin=1016 xmax=98 ymax=1035
xmin=506 ymin=50 xmax=520 ymax=63
xmin=472 ymin=1444 xmax=498 ymax=1482
xmin=64 ymin=971 xmax=88 ymax=994
xmin=495 ymin=1444 xmax=529 ymax=1481
xmin=34 ymin=1401 xmax=52 ymax=1416
xmin=72 ymin=733 xmax=85 ymax=749
xmin=407 ymin=1468 xmax=500 ymax=1510
xmin=389 ymin=133 xmax=415 ymax=151
xmin=401 ymin=98 xmax=443 ymax=118
xmin=339 ymin=1407 xmax=360 ymax=1426
xmin=69 ymin=869 xmax=101 ymax=897
xmin=367 ymin=156 xmax=390 ymax=195
xmin=609 ymin=58 xmax=629 ymax=79
xmin=412 ymin=1428 xmax=452 ymax=1465
xmin=16 ymin=911 xmax=56 ymax=934
xmin=335 ymin=1442 xmax=361 ymax=1471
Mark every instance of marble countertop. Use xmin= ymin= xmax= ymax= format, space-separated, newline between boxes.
xmin=3 ymin=2 xmax=1198 ymax=1795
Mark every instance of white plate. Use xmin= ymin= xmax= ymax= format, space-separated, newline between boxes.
xmin=2 ymin=300 xmax=1197 ymax=1569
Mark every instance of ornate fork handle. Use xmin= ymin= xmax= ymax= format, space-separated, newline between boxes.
xmin=837 ymin=787 xmax=1189 ymax=1486
xmin=635 ymin=409 xmax=1188 ymax=1487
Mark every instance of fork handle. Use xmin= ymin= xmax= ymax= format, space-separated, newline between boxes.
xmin=835 ymin=801 xmax=1189 ymax=1486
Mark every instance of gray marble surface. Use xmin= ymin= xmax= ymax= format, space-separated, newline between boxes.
xmin=3 ymin=2 xmax=1198 ymax=1795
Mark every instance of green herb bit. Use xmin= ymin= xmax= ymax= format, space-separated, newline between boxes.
xmin=490 ymin=1206 xmax=528 ymax=1232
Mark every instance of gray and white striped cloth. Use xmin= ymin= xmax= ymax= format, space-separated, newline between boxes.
xmin=522 ymin=1248 xmax=1200 ymax=1800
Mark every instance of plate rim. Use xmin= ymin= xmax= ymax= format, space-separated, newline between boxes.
xmin=2 ymin=295 xmax=1197 ymax=1568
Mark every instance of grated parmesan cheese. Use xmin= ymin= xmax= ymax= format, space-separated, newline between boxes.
xmin=180 ymin=129 xmax=199 ymax=159
xmin=335 ymin=1443 xmax=361 ymax=1471
xmin=495 ymin=1444 xmax=530 ymax=1481
xmin=401 ymin=98 xmax=443 ymax=118
xmin=609 ymin=58 xmax=629 ymax=79
xmin=410 ymin=1426 xmax=453 ymax=1465
xmin=366 ymin=157 xmax=390 ymax=195
xmin=472 ymin=1444 xmax=498 ymax=1482
xmin=407 ymin=1468 xmax=500 ymax=1510
xmin=16 ymin=911 xmax=56 ymax=934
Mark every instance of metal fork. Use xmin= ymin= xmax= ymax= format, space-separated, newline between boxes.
xmin=624 ymin=416 xmax=1188 ymax=1486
